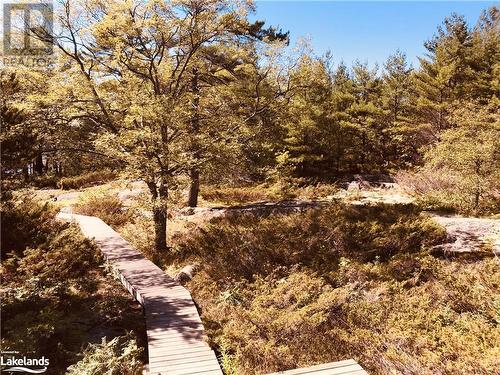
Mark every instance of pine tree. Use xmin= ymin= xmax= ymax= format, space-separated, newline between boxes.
xmin=470 ymin=6 xmax=500 ymax=101
xmin=280 ymin=55 xmax=333 ymax=177
xmin=347 ymin=61 xmax=384 ymax=172
xmin=44 ymin=0 xmax=288 ymax=256
xmin=413 ymin=13 xmax=474 ymax=140
xmin=381 ymin=50 xmax=418 ymax=167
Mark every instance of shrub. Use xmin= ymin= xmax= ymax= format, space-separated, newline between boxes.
xmin=17 ymin=225 xmax=102 ymax=286
xmin=67 ymin=335 xmax=143 ymax=375
xmin=170 ymin=203 xmax=499 ymax=375
xmin=175 ymin=203 xmax=445 ymax=281
xmin=120 ymin=216 xmax=156 ymax=260
xmin=1 ymin=194 xmax=146 ymax=373
xmin=201 ymin=185 xmax=278 ymax=205
xmin=397 ymin=168 xmax=500 ymax=215
xmin=185 ymin=243 xmax=498 ymax=375
xmin=59 ymin=170 xmax=117 ymax=190
xmin=74 ymin=192 xmax=131 ymax=228
xmin=200 ymin=182 xmax=338 ymax=206
xmin=1 ymin=192 xmax=59 ymax=260
xmin=420 ymin=102 xmax=500 ymax=215
xmin=32 ymin=174 xmax=60 ymax=188
xmin=193 ymin=270 xmax=350 ymax=374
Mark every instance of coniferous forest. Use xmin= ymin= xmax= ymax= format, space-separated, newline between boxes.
xmin=1 ymin=2 xmax=499 ymax=375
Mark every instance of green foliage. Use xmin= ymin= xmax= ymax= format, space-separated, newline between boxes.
xmin=173 ymin=206 xmax=498 ymax=375
xmin=280 ymin=51 xmax=410 ymax=178
xmin=67 ymin=335 xmax=143 ymax=375
xmin=0 ymin=70 xmax=37 ymax=177
xmin=176 ymin=204 xmax=445 ymax=281
xmin=1 ymin=192 xmax=59 ymax=260
xmin=423 ymin=101 xmax=500 ymax=214
xmin=59 ymin=170 xmax=118 ymax=190
xmin=1 ymin=194 xmax=145 ymax=373
xmin=73 ymin=190 xmax=132 ymax=228
xmin=277 ymin=6 xmax=498 ymax=181
xmin=399 ymin=100 xmax=500 ymax=215
xmin=4 ymin=3 xmax=498 ymax=258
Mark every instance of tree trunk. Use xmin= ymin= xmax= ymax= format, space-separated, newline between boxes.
xmin=55 ymin=161 xmax=62 ymax=176
xmin=188 ymin=68 xmax=201 ymax=207
xmin=147 ymin=180 xmax=168 ymax=261
xmin=23 ymin=166 xmax=29 ymax=182
xmin=188 ymin=169 xmax=200 ymax=207
xmin=474 ymin=190 xmax=480 ymax=209
xmin=153 ymin=206 xmax=167 ymax=254
xmin=34 ymin=152 xmax=43 ymax=175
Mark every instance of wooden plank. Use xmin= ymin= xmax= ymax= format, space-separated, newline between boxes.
xmin=161 ymin=359 xmax=222 ymax=373
xmin=266 ymin=360 xmax=368 ymax=375
xmin=147 ymin=342 xmax=209 ymax=352
xmin=149 ymin=367 xmax=222 ymax=375
xmin=150 ymin=352 xmax=219 ymax=366
xmin=57 ymin=213 xmax=222 ymax=375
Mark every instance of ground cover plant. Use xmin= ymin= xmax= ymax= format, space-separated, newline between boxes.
xmin=165 ymin=204 xmax=500 ymax=375
xmin=73 ymin=190 xmax=132 ymax=228
xmin=1 ymin=193 xmax=146 ymax=374
xmin=59 ymin=170 xmax=118 ymax=190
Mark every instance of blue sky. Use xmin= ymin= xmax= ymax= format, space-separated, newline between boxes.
xmin=252 ymin=1 xmax=498 ymax=68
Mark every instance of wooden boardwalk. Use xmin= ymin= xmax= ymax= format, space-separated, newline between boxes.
xmin=267 ymin=359 xmax=368 ymax=375
xmin=58 ymin=213 xmax=222 ymax=375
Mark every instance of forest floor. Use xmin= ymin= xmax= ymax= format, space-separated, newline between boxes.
xmin=32 ymin=180 xmax=499 ymax=254
xmin=27 ymin=179 xmax=499 ymax=374
xmin=170 ymin=188 xmax=499 ymax=254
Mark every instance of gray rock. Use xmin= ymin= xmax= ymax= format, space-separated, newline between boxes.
xmin=174 ymin=264 xmax=199 ymax=283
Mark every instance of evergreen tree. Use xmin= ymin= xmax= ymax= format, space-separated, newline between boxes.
xmin=43 ymin=0 xmax=288 ymax=255
xmin=413 ymin=13 xmax=473 ymax=140
xmin=470 ymin=6 xmax=500 ymax=101
xmin=381 ymin=51 xmax=418 ymax=167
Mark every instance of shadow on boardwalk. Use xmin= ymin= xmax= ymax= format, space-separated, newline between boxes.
xmin=57 ymin=213 xmax=222 ymax=375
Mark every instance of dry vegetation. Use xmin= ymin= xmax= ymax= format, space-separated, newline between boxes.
xmin=45 ymin=182 xmax=500 ymax=375
xmin=68 ymin=183 xmax=500 ymax=374
xmin=200 ymin=182 xmax=338 ymax=206
xmin=0 ymin=194 xmax=146 ymax=374
xmin=162 ymin=204 xmax=499 ymax=375
xmin=9 ymin=182 xmax=500 ymax=375
xmin=59 ymin=170 xmax=118 ymax=190
xmin=397 ymin=170 xmax=500 ymax=215
xmin=73 ymin=191 xmax=132 ymax=227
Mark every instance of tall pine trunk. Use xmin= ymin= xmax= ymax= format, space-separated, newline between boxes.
xmin=188 ymin=68 xmax=201 ymax=207
xmin=34 ymin=151 xmax=44 ymax=175
xmin=188 ymin=169 xmax=200 ymax=207
xmin=147 ymin=179 xmax=168 ymax=261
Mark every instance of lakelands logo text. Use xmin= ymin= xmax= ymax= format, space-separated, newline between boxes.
xmin=0 ymin=354 xmax=49 ymax=373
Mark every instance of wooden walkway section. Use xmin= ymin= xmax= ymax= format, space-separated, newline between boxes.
xmin=57 ymin=213 xmax=222 ymax=375
xmin=267 ymin=359 xmax=368 ymax=375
